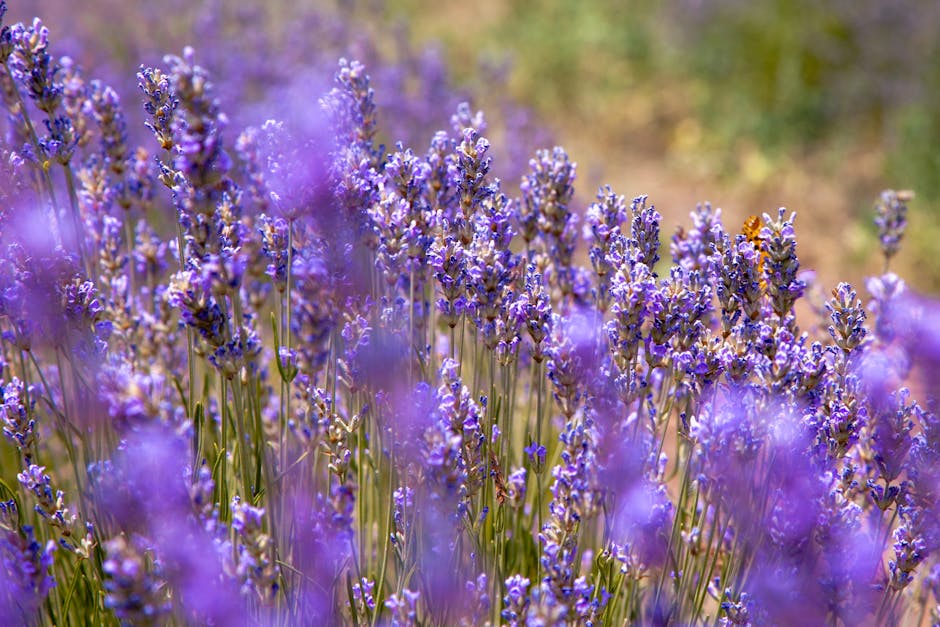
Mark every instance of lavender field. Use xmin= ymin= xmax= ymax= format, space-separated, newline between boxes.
xmin=1 ymin=1 xmax=940 ymax=625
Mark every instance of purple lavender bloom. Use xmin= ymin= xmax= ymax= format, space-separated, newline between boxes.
xmin=94 ymin=425 xmax=246 ymax=623
xmin=1 ymin=376 xmax=36 ymax=460
xmin=888 ymin=523 xmax=926 ymax=591
xmin=629 ymin=195 xmax=661 ymax=271
xmin=424 ymin=358 xmax=485 ymax=509
xmin=89 ymin=80 xmax=130 ymax=173
xmin=519 ymin=146 xmax=575 ymax=250
xmin=102 ymin=534 xmax=170 ymax=625
xmin=385 ymin=588 xmax=420 ymax=626
xmin=167 ymin=47 xmax=231 ymax=199
xmin=429 ymin=234 xmax=467 ymax=329
xmin=874 ymin=189 xmax=911 ymax=262
xmin=166 ymin=268 xmax=226 ymax=348
xmin=17 ymin=464 xmax=76 ymax=535
xmin=463 ymin=573 xmax=491 ymax=625
xmin=812 ymin=377 xmax=868 ymax=460
xmin=607 ymin=259 xmax=656 ymax=374
xmin=133 ymin=220 xmax=169 ymax=279
xmin=514 ymin=264 xmax=553 ymax=363
xmin=450 ymin=101 xmax=486 ymax=134
xmin=137 ymin=65 xmax=178 ymax=151
xmin=0 ymin=501 xmax=56 ymax=621
xmin=525 ymin=441 xmax=547 ymax=467
xmin=451 ymin=126 xmax=495 ymax=245
xmin=671 ymin=201 xmax=724 ymax=276
xmin=321 ymin=59 xmax=382 ymax=238
xmin=38 ymin=115 xmax=76 ymax=165
xmin=546 ymin=312 xmax=593 ymax=419
xmin=714 ymin=232 xmax=764 ymax=331
xmin=502 ymin=574 xmax=530 ymax=625
xmin=350 ymin=577 xmax=375 ymax=617
xmin=98 ymin=360 xmax=183 ymax=430
xmin=8 ymin=18 xmax=62 ymax=113
xmin=61 ymin=278 xmax=113 ymax=359
xmin=760 ymin=209 xmax=805 ymax=318
xmin=868 ymin=387 xmax=917 ymax=486
xmin=826 ymin=282 xmax=867 ymax=354
xmin=646 ymin=266 xmax=711 ymax=368
xmin=425 ymin=130 xmax=457 ymax=221
xmin=584 ymin=186 xmax=629 ymax=311
xmin=230 ymin=496 xmax=278 ymax=602
xmin=465 ymin=193 xmax=517 ymax=348
xmin=258 ymin=215 xmax=290 ymax=293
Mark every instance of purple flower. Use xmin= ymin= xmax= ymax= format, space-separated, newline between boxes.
xmin=629 ymin=194 xmax=661 ymax=271
xmin=102 ymin=534 xmax=170 ymax=624
xmin=258 ymin=214 xmax=290 ymax=290
xmin=1 ymin=377 xmax=35 ymax=460
xmin=826 ymin=282 xmax=867 ymax=354
xmin=138 ymin=65 xmax=178 ymax=151
xmin=17 ymin=464 xmax=76 ymax=535
xmin=502 ymin=574 xmax=530 ymax=625
xmin=584 ymin=186 xmax=629 ymax=311
xmin=671 ymin=201 xmax=723 ymax=276
xmin=519 ymin=146 xmax=576 ymax=250
xmin=874 ymin=189 xmax=911 ymax=261
xmin=760 ymin=208 xmax=805 ymax=318
xmin=9 ymin=18 xmax=62 ymax=113
xmin=385 ymin=588 xmax=420 ymax=626
xmin=0 ymin=501 xmax=56 ymax=620
xmin=231 ymin=496 xmax=278 ymax=602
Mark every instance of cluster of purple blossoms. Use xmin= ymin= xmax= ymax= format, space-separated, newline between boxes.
xmin=0 ymin=2 xmax=939 ymax=625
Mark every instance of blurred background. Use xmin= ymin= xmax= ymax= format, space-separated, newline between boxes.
xmin=13 ymin=0 xmax=940 ymax=294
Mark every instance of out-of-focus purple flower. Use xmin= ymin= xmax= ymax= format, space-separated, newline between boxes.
xmin=826 ymin=282 xmax=867 ymax=354
xmin=98 ymin=360 xmax=183 ymax=430
xmin=865 ymin=272 xmax=905 ymax=342
xmin=760 ymin=208 xmax=805 ymax=319
xmin=463 ymin=573 xmax=491 ymax=626
xmin=231 ymin=496 xmax=278 ymax=602
xmin=102 ymin=534 xmax=170 ymax=625
xmin=321 ymin=58 xmax=381 ymax=240
xmin=350 ymin=576 xmax=375 ymax=618
xmin=874 ymin=189 xmax=911 ymax=262
xmin=671 ymin=201 xmax=723 ymax=277
xmin=89 ymin=80 xmax=129 ymax=174
xmin=607 ymin=259 xmax=656 ymax=377
xmin=94 ymin=425 xmax=246 ymax=623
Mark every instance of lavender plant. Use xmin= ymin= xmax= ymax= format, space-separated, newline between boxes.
xmin=1 ymin=3 xmax=939 ymax=626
